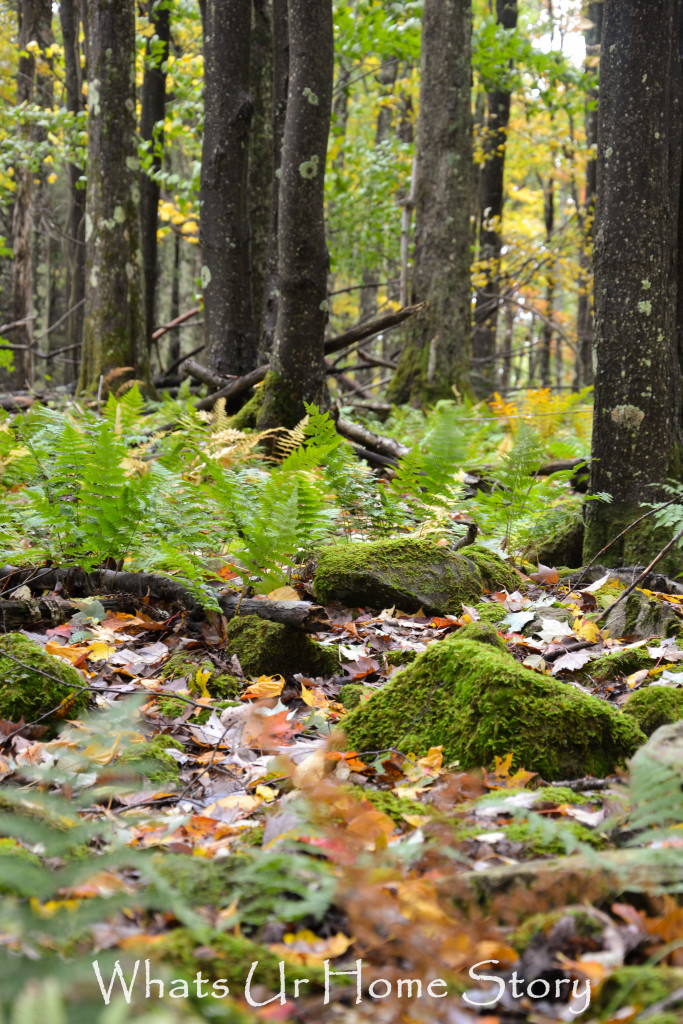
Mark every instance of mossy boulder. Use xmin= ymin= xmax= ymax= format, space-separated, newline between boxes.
xmin=384 ymin=648 xmax=418 ymax=668
xmin=160 ymin=650 xmax=214 ymax=683
xmin=472 ymin=601 xmax=508 ymax=624
xmin=602 ymin=590 xmax=682 ymax=640
xmin=120 ymin=734 xmax=184 ymax=784
xmin=623 ymin=686 xmax=683 ymax=735
xmin=227 ymin=615 xmax=339 ymax=678
xmin=342 ymin=637 xmax=645 ymax=779
xmin=0 ymin=633 xmax=90 ymax=728
xmin=581 ymin=647 xmax=653 ymax=683
xmin=313 ymin=538 xmax=518 ymax=615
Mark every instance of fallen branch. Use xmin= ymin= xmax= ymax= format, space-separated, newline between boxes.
xmin=152 ymin=306 xmax=201 ymax=342
xmin=180 ymin=358 xmax=236 ymax=391
xmin=0 ymin=565 xmax=329 ymax=632
xmin=336 ymin=417 xmax=408 ymax=460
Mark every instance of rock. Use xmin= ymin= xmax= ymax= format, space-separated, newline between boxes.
xmin=313 ymin=538 xmax=519 ymax=615
xmin=629 ymin=719 xmax=683 ymax=781
xmin=342 ymin=637 xmax=644 ymax=779
xmin=338 ymin=683 xmax=372 ymax=710
xmin=456 ymin=620 xmax=506 ymax=649
xmin=227 ymin=614 xmax=339 ymax=678
xmin=602 ymin=590 xmax=681 ymax=640
xmin=119 ymin=734 xmax=184 ymax=784
xmin=623 ymin=686 xmax=683 ymax=736
xmin=580 ymin=647 xmax=653 ymax=683
xmin=0 ymin=632 xmax=90 ymax=730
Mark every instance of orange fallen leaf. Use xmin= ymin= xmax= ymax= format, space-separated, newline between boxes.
xmin=241 ymin=675 xmax=285 ymax=700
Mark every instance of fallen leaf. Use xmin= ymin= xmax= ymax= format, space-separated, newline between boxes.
xmin=267 ymin=586 xmax=300 ymax=601
xmin=529 ymin=563 xmax=559 ymax=585
xmin=241 ymin=674 xmax=285 ymax=700
xmin=552 ymin=649 xmax=595 ymax=674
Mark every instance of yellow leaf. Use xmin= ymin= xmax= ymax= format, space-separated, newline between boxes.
xmin=195 ymin=668 xmax=212 ymax=699
xmin=45 ymin=641 xmax=86 ymax=665
xmin=241 ymin=674 xmax=285 ymax=699
xmin=86 ymin=640 xmax=115 ymax=662
xmin=300 ymin=683 xmax=330 ymax=709
xmin=255 ymin=784 xmax=277 ymax=802
xmin=267 ymin=585 xmax=300 ymax=601
xmin=573 ymin=619 xmax=602 ymax=643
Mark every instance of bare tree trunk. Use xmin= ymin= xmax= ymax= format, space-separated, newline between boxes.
xmin=9 ymin=0 xmax=53 ymax=390
xmin=575 ymin=0 xmax=602 ymax=389
xmin=471 ymin=0 xmax=518 ymax=398
xmin=168 ymin=229 xmax=182 ymax=369
xmin=258 ymin=0 xmax=333 ymax=428
xmin=584 ymin=0 xmax=682 ymax=569
xmin=388 ymin=0 xmax=474 ymax=406
xmin=78 ymin=0 xmax=150 ymax=394
xmin=539 ymin=172 xmax=554 ymax=388
xmin=259 ymin=0 xmax=289 ymax=363
xmin=200 ymin=0 xmax=256 ymax=376
xmin=140 ymin=0 xmax=171 ymax=351
xmin=58 ymin=0 xmax=86 ymax=384
xmin=249 ymin=0 xmax=274 ymax=327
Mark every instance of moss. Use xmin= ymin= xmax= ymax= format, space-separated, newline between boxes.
xmin=211 ymin=673 xmax=242 ymax=699
xmin=581 ymin=647 xmax=653 ymax=683
xmin=623 ymin=686 xmax=683 ymax=735
xmin=348 ymin=786 xmax=430 ymax=823
xmin=227 ymin=388 xmax=265 ymax=430
xmin=591 ymin=966 xmax=683 ymax=1021
xmin=505 ymin=819 xmax=606 ymax=854
xmin=534 ymin=786 xmax=590 ymax=806
xmin=313 ymin=537 xmax=516 ymax=615
xmin=512 ymin=908 xmax=603 ymax=955
xmin=157 ymin=696 xmax=240 ymax=724
xmin=160 ymin=650 xmax=215 ymax=684
xmin=120 ymin=734 xmax=184 ymax=784
xmin=471 ymin=601 xmax=508 ymax=624
xmin=343 ymin=637 xmax=645 ymax=779
xmin=457 ymin=620 xmax=506 ymax=650
xmin=338 ymin=683 xmax=373 ymax=709
xmin=385 ymin=648 xmax=419 ymax=668
xmin=154 ymin=927 xmax=325 ymax=992
xmin=227 ymin=615 xmax=339 ymax=678
xmin=0 ymin=633 xmax=90 ymax=729
xmin=537 ymin=514 xmax=585 ymax=569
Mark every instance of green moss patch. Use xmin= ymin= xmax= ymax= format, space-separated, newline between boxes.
xmin=581 ymin=647 xmax=652 ymax=683
xmin=457 ymin=620 xmax=506 ymax=649
xmin=0 ymin=633 xmax=90 ymax=728
xmin=338 ymin=683 xmax=373 ymax=709
xmin=342 ymin=637 xmax=645 ymax=778
xmin=623 ymin=686 xmax=683 ymax=735
xmin=504 ymin=819 xmax=606 ymax=854
xmin=313 ymin=537 xmax=518 ymax=615
xmin=512 ymin=908 xmax=603 ymax=955
xmin=120 ymin=734 xmax=184 ymax=784
xmin=227 ymin=615 xmax=339 ymax=678
xmin=591 ymin=966 xmax=683 ymax=1021
xmin=348 ymin=786 xmax=430 ymax=823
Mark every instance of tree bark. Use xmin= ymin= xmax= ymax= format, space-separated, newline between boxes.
xmin=140 ymin=0 xmax=171 ymax=353
xmin=258 ymin=0 xmax=289 ymax=363
xmin=257 ymin=0 xmax=334 ymax=428
xmin=388 ymin=0 xmax=474 ymax=406
xmin=249 ymin=0 xmax=274 ymax=329
xmin=539 ymin=171 xmax=555 ymax=388
xmin=78 ymin=0 xmax=150 ymax=394
xmin=9 ymin=0 xmax=53 ymax=390
xmin=575 ymin=0 xmax=602 ymax=390
xmin=200 ymin=0 xmax=256 ymax=376
xmin=584 ymin=0 xmax=683 ymax=568
xmin=471 ymin=0 xmax=518 ymax=399
xmin=58 ymin=0 xmax=86 ymax=384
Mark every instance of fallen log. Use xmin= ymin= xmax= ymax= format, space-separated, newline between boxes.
xmin=0 ymin=596 xmax=118 ymax=632
xmin=336 ymin=417 xmax=409 ymax=460
xmin=0 ymin=565 xmax=329 ymax=631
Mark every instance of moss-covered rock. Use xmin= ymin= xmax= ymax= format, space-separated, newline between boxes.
xmin=512 ymin=908 xmax=604 ymax=955
xmin=623 ymin=686 xmax=683 ymax=735
xmin=120 ymin=734 xmax=184 ymax=784
xmin=0 ymin=633 xmax=90 ymax=728
xmin=537 ymin=515 xmax=585 ymax=569
xmin=504 ymin=819 xmax=606 ymax=854
xmin=590 ymin=966 xmax=683 ymax=1021
xmin=342 ymin=637 xmax=645 ymax=778
xmin=160 ymin=650 xmax=214 ymax=683
xmin=312 ymin=538 xmax=518 ymax=615
xmin=602 ymin=590 xmax=682 ymax=640
xmin=384 ymin=648 xmax=418 ymax=668
xmin=581 ymin=647 xmax=653 ymax=683
xmin=457 ymin=620 xmax=506 ymax=649
xmin=338 ymin=683 xmax=373 ymax=710
xmin=227 ymin=615 xmax=338 ymax=678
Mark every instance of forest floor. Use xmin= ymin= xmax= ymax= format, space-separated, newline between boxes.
xmin=0 ymin=389 xmax=682 ymax=1023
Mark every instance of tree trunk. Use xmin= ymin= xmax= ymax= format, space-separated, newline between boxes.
xmin=471 ymin=0 xmax=518 ymax=399
xmin=584 ymin=0 xmax=683 ymax=568
xmin=168 ymin=229 xmax=182 ymax=368
xmin=200 ymin=0 xmax=256 ymax=376
xmin=575 ymin=0 xmax=602 ymax=389
xmin=258 ymin=0 xmax=289 ymax=363
xmin=257 ymin=0 xmax=334 ymax=428
xmin=140 ymin=0 xmax=171 ymax=352
xmin=539 ymin=171 xmax=554 ymax=388
xmin=388 ymin=0 xmax=474 ymax=406
xmin=249 ymin=0 xmax=274 ymax=328
xmin=9 ymin=0 xmax=53 ymax=390
xmin=58 ymin=0 xmax=86 ymax=384
xmin=78 ymin=0 xmax=150 ymax=394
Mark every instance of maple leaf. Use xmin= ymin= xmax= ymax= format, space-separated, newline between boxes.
xmin=242 ymin=707 xmax=303 ymax=750
xmin=529 ymin=563 xmax=559 ymax=585
xmin=484 ymin=752 xmax=537 ymax=789
xmin=242 ymin=675 xmax=285 ymax=700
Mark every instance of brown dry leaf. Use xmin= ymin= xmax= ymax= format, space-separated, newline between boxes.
xmin=529 ymin=563 xmax=560 ymax=585
xmin=397 ymin=878 xmax=452 ymax=926
xmin=267 ymin=585 xmax=300 ymax=601
xmin=346 ymin=809 xmax=396 ymax=848
xmin=269 ymin=929 xmax=353 ymax=967
xmin=241 ymin=674 xmax=285 ymax=700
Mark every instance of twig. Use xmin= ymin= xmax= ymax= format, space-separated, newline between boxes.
xmin=33 ymin=298 xmax=86 ymax=342
xmin=595 ymin=522 xmax=683 ymax=624
xmin=151 ymin=306 xmax=201 ymax=342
